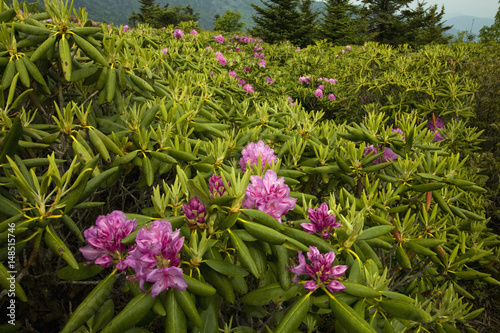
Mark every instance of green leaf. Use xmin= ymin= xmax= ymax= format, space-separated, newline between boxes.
xmin=378 ymin=300 xmax=432 ymax=323
xmin=275 ymin=292 xmax=311 ymax=333
xmin=228 ymin=229 xmax=260 ymax=279
xmin=241 ymin=209 xmax=285 ymax=230
xmin=174 ymin=289 xmax=203 ymax=328
xmin=329 ymin=295 xmax=377 ymax=333
xmin=44 ymin=224 xmax=79 ymax=269
xmin=57 ymin=262 xmax=105 ymax=281
xmin=242 ymin=283 xmax=303 ymax=306
xmin=165 ymin=289 xmax=187 ymax=333
xmin=204 ymin=259 xmax=249 ymax=277
xmin=61 ymin=270 xmax=117 ymax=333
xmin=101 ymin=291 xmax=156 ymax=333
xmin=357 ymin=225 xmax=395 ymax=241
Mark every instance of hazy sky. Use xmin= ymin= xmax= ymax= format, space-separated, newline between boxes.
xmin=351 ymin=0 xmax=499 ymax=19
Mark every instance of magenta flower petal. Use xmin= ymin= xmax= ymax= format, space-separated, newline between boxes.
xmin=80 ymin=211 xmax=137 ymax=268
xmin=239 ymin=141 xmax=277 ymax=172
xmin=304 ymin=280 xmax=317 ymax=291
xmin=125 ymin=220 xmax=185 ymax=297
xmin=327 ymin=280 xmax=345 ymax=293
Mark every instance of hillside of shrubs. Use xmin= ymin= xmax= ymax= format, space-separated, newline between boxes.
xmin=1 ymin=1 xmax=500 ymax=332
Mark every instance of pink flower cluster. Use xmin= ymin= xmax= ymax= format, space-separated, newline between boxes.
xmin=124 ymin=221 xmax=187 ymax=297
xmin=290 ymin=246 xmax=347 ymax=293
xmin=317 ymin=77 xmax=337 ymax=84
xmin=239 ymin=141 xmax=277 ymax=172
xmin=80 ymin=211 xmax=137 ymax=270
xmin=364 ymin=145 xmax=399 ymax=164
xmin=243 ymin=84 xmax=254 ymax=94
xmin=427 ymin=116 xmax=445 ymax=141
xmin=243 ymin=170 xmax=296 ymax=222
xmin=123 ymin=25 xmax=130 ymax=33
xmin=215 ymin=51 xmax=226 ymax=66
xmin=299 ymin=76 xmax=311 ymax=84
xmin=173 ymin=29 xmax=184 ymax=39
xmin=209 ymin=174 xmax=228 ymax=199
xmin=314 ymin=89 xmax=323 ymax=98
xmin=302 ymin=203 xmax=340 ymax=239
xmin=214 ymin=34 xmax=225 ymax=43
xmin=161 ymin=48 xmax=168 ymax=54
xmin=190 ymin=30 xmax=198 ymax=36
xmin=182 ymin=197 xmax=207 ymax=229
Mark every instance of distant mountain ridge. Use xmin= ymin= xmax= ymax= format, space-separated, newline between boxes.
xmin=22 ymin=1 xmax=496 ymax=40
xmin=443 ymin=16 xmax=495 ymax=39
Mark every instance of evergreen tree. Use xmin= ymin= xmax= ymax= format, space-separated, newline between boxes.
xmin=479 ymin=1 xmax=500 ymax=43
xmin=129 ymin=1 xmax=199 ymax=28
xmin=401 ymin=2 xmax=452 ymax=47
xmin=214 ymin=10 xmax=245 ymax=32
xmin=360 ymin=0 xmax=412 ymax=44
xmin=294 ymin=0 xmax=320 ymax=47
xmin=320 ymin=0 xmax=358 ymax=45
xmin=250 ymin=0 xmax=301 ymax=44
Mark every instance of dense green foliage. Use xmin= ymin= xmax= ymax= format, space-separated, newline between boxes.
xmin=214 ymin=10 xmax=245 ymax=33
xmin=0 ymin=0 xmax=500 ymax=332
xmin=479 ymin=1 xmax=500 ymax=43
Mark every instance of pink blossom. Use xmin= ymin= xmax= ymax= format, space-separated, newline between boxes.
xmin=161 ymin=48 xmax=168 ymax=54
xmin=258 ymin=59 xmax=266 ymax=67
xmin=427 ymin=116 xmax=445 ymax=141
xmin=346 ymin=45 xmax=351 ymax=51
xmin=297 ymin=47 xmax=301 ymax=51
xmin=190 ymin=30 xmax=198 ymax=36
xmin=92 ymin=21 xmax=98 ymax=26
xmin=162 ymin=27 xmax=166 ymax=31
xmin=302 ymin=203 xmax=341 ymax=239
xmin=314 ymin=89 xmax=323 ymax=98
xmin=243 ymin=170 xmax=297 ymax=222
xmin=209 ymin=174 xmax=228 ymax=199
xmin=214 ymin=34 xmax=225 ymax=43
xmin=80 ymin=211 xmax=137 ymax=270
xmin=342 ymin=49 xmax=345 ymax=54
xmin=392 ymin=128 xmax=404 ymax=135
xmin=290 ymin=246 xmax=347 ymax=293
xmin=239 ymin=141 xmax=277 ymax=172
xmin=124 ymin=221 xmax=186 ymax=297
xmin=182 ymin=197 xmax=207 ymax=229
xmin=123 ymin=25 xmax=130 ymax=32
xmin=329 ymin=79 xmax=337 ymax=84
xmin=205 ymin=46 xmax=213 ymax=51
xmin=288 ymin=96 xmax=294 ymax=102
xmin=254 ymin=52 xmax=259 ymax=58
xmin=364 ymin=145 xmax=399 ymax=164
xmin=216 ymin=52 xmax=227 ymax=66
xmin=244 ymin=67 xmax=250 ymax=72
xmin=260 ymin=53 xmax=265 ymax=59
xmin=243 ymin=84 xmax=254 ymax=94
xmin=318 ymin=85 xmax=324 ymax=91
xmin=173 ymin=29 xmax=184 ymax=39
xmin=228 ymin=71 xmax=237 ymax=78
xmin=299 ymin=76 xmax=311 ymax=84
xmin=328 ymin=94 xmax=336 ymax=101
xmin=210 ymin=71 xmax=215 ymax=76
xmin=238 ymin=79 xmax=246 ymax=86
xmin=266 ymin=76 xmax=274 ymax=84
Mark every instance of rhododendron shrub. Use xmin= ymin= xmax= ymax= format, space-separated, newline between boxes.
xmin=3 ymin=5 xmax=495 ymax=332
